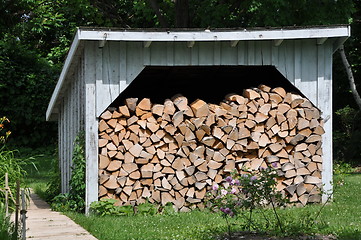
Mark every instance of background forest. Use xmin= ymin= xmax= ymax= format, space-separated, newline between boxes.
xmin=0 ymin=0 xmax=360 ymax=164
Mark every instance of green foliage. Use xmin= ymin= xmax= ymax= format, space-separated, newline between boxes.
xmin=334 ymin=161 xmax=355 ymax=175
xmin=0 ymin=38 xmax=58 ymax=146
xmin=161 ymin=202 xmax=176 ymax=215
xmin=333 ymin=106 xmax=361 ymax=162
xmin=51 ymin=131 xmax=85 ymax=212
xmin=90 ymin=199 xmax=134 ymax=216
xmin=136 ymin=201 xmax=158 ymax=216
xmin=0 ymin=203 xmax=18 ymax=240
xmin=0 ymin=118 xmax=26 ymax=209
xmin=68 ymin=131 xmax=86 ymax=212
xmin=0 ymin=148 xmax=27 ymax=206
xmin=208 ymin=168 xmax=287 ymax=237
xmin=90 ymin=199 xmax=176 ymax=217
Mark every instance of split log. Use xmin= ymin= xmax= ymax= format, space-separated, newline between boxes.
xmin=98 ymin=85 xmax=325 ymax=208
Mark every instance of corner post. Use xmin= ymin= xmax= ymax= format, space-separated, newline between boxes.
xmin=84 ymin=41 xmax=98 ymax=214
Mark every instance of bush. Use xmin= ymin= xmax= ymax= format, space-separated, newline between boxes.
xmin=208 ymin=167 xmax=287 ymax=237
xmin=333 ymin=106 xmax=361 ymax=163
xmin=0 ymin=38 xmax=57 ymax=147
xmin=51 ymin=132 xmax=85 ymax=212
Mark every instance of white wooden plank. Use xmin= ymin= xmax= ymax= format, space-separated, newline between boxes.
xmin=199 ymin=42 xmax=214 ymax=65
xmin=237 ymin=41 xmax=246 ymax=65
xmin=96 ymin=42 xmax=121 ymax=116
xmin=294 ymin=40 xmax=302 ymax=86
xmin=220 ymin=42 xmax=236 ymax=65
xmin=190 ymin=43 xmax=199 ymax=65
xmin=166 ymin=42 xmax=174 ymax=66
xmin=174 ymin=42 xmax=191 ymax=66
xmin=247 ymin=41 xmax=255 ymax=65
xmin=78 ymin=26 xmax=351 ymax=42
xmin=271 ymin=41 xmax=279 ymax=67
xmin=69 ymin=78 xmax=75 ymax=185
xmin=119 ymin=42 xmax=127 ymax=93
xmin=59 ymin=101 xmax=65 ymax=193
xmin=285 ymin=41 xmax=295 ymax=84
xmin=80 ymin=56 xmax=85 ymax=129
xmin=150 ymin=42 xmax=167 ymax=65
xmin=276 ymin=41 xmax=288 ymax=80
xmin=84 ymin=42 xmax=98 ymax=215
xmin=260 ymin=41 xmax=272 ymax=65
xmin=64 ymin=96 xmax=68 ymax=193
xmin=254 ymin=42 xmax=263 ymax=65
xmin=300 ymin=40 xmax=317 ymax=103
xmin=126 ymin=42 xmax=144 ymax=84
xmin=318 ymin=43 xmax=333 ymax=202
xmin=213 ymin=42 xmax=221 ymax=65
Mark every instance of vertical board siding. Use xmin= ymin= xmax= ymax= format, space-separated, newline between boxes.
xmin=58 ymin=55 xmax=85 ymax=194
xmin=300 ymin=40 xmax=318 ymax=104
xmin=126 ymin=42 xmax=144 ymax=84
xmin=173 ymin=42 xmax=191 ymax=65
xmin=199 ymin=42 xmax=214 ymax=65
xmin=237 ymin=41 xmax=247 ymax=65
xmin=220 ymin=42 xmax=236 ymax=65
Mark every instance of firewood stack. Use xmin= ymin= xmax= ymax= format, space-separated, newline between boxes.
xmin=98 ymin=85 xmax=324 ymax=211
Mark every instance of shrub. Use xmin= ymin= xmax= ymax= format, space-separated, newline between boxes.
xmin=51 ymin=131 xmax=85 ymax=212
xmin=208 ymin=166 xmax=287 ymax=238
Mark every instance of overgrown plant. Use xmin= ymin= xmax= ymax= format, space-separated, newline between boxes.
xmin=0 ymin=203 xmax=18 ymax=240
xmin=208 ymin=165 xmax=287 ymax=238
xmin=0 ymin=117 xmax=26 ymax=208
xmin=51 ymin=131 xmax=85 ymax=212
xmin=90 ymin=199 xmax=175 ymax=217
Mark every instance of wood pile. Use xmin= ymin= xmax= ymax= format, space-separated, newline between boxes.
xmin=98 ymin=85 xmax=324 ymax=211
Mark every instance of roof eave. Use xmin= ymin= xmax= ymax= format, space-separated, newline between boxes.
xmin=46 ymin=31 xmax=80 ymax=121
xmin=78 ymin=25 xmax=350 ymax=42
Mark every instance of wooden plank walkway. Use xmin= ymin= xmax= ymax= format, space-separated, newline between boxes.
xmin=26 ymin=193 xmax=98 ymax=240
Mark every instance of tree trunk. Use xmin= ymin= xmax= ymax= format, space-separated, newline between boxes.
xmin=147 ymin=0 xmax=169 ymax=28
xmin=339 ymin=45 xmax=361 ymax=111
xmin=175 ymin=0 xmax=189 ymax=28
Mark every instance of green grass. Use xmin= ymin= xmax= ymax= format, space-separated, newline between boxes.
xmin=19 ymin=148 xmax=361 ymax=240
xmin=66 ymin=173 xmax=361 ymax=240
xmin=18 ymin=146 xmax=57 ymax=198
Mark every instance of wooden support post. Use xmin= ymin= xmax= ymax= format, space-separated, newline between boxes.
xmin=5 ymin=173 xmax=8 ymax=216
xmin=21 ymin=189 xmax=26 ymax=240
xmin=85 ymin=42 xmax=99 ymax=215
xmin=14 ymin=180 xmax=20 ymax=235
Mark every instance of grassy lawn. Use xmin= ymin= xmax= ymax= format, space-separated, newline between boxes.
xmin=65 ymin=173 xmax=361 ymax=240
xmin=18 ymin=147 xmax=361 ymax=239
xmin=19 ymin=146 xmax=56 ymax=198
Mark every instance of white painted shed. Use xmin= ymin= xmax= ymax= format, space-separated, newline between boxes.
xmin=46 ymin=26 xmax=350 ymax=213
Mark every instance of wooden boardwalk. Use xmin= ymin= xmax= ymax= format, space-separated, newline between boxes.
xmin=26 ymin=193 xmax=98 ymax=240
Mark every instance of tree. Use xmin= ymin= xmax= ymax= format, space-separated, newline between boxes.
xmin=0 ymin=0 xmax=358 ymax=148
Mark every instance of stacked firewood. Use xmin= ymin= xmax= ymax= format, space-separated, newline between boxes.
xmin=98 ymin=85 xmax=324 ymax=211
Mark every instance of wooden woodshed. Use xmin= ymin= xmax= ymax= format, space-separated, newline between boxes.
xmin=46 ymin=26 xmax=350 ymax=213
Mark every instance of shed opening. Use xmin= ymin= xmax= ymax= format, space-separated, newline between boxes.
xmin=108 ymin=65 xmax=303 ymax=109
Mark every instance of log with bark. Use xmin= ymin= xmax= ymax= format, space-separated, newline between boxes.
xmin=98 ymin=85 xmax=324 ymax=209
